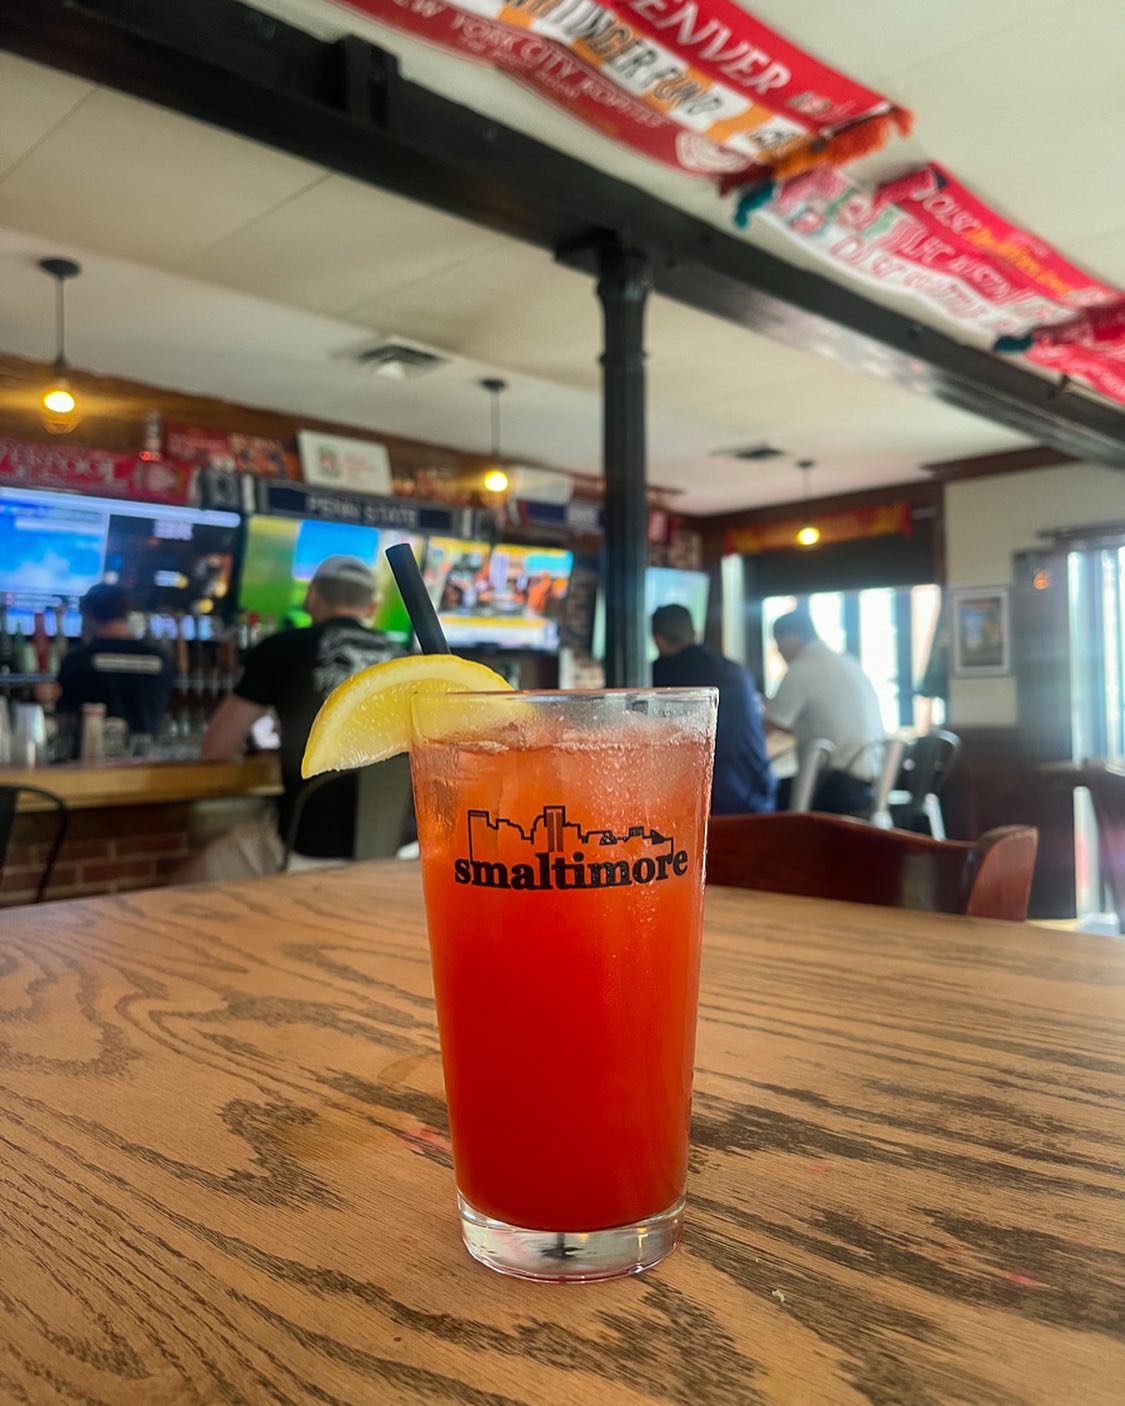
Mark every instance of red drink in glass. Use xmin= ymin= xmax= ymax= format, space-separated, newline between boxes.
xmin=410 ymin=688 xmax=716 ymax=1280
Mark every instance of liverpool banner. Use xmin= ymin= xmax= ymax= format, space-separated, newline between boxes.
xmin=337 ymin=0 xmax=903 ymax=178
xmin=0 ymin=438 xmax=197 ymax=504
xmin=328 ymin=0 xmax=1121 ymax=401
xmin=757 ymin=163 xmax=1125 ymax=404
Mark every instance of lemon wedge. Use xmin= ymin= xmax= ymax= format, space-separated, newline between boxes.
xmin=302 ymin=655 xmax=513 ymax=778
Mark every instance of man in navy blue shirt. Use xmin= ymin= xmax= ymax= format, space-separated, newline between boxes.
xmin=651 ymin=604 xmax=775 ymax=815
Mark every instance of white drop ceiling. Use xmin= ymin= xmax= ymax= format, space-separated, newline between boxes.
xmin=262 ymin=0 xmax=1125 ymax=290
xmin=3 ymin=1 xmax=1121 ymax=515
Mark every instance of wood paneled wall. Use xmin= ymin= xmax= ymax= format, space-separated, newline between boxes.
xmin=0 ymin=352 xmax=611 ymax=502
xmin=698 ymin=479 xmax=944 ymax=569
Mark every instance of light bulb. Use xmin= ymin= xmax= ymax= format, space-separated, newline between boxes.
xmin=483 ymin=468 xmax=509 ymax=494
xmin=796 ymin=524 xmax=820 ymax=548
xmin=43 ymin=385 xmax=76 ymax=415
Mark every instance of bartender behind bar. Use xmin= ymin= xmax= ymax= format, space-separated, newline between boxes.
xmin=54 ymin=584 xmax=174 ymax=753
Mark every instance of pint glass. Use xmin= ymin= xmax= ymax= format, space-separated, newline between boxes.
xmin=410 ymin=688 xmax=717 ymax=1280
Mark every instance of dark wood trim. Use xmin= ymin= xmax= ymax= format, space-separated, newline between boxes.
xmin=702 ymin=480 xmax=944 ymax=588
xmin=1037 ymin=521 xmax=1125 ymax=547
xmin=0 ymin=350 xmax=680 ymax=510
xmin=699 ymin=479 xmax=940 ymax=548
xmin=3 ymin=0 xmax=1123 ymax=468
xmin=0 ymin=352 xmax=513 ymax=484
xmin=923 ymin=445 xmax=1078 ymax=482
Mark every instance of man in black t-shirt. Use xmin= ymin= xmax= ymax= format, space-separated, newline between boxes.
xmin=651 ymin=603 xmax=776 ymax=816
xmin=56 ymin=583 xmax=173 ymax=752
xmin=197 ymin=556 xmax=401 ymax=875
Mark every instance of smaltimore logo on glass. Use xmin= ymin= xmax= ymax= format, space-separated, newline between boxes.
xmin=453 ymin=804 xmax=690 ymax=891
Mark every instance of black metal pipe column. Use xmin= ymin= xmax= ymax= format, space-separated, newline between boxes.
xmin=596 ymin=238 xmax=652 ymax=689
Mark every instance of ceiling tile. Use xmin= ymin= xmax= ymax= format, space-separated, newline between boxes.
xmin=676 ymin=367 xmax=911 ymax=444
xmin=647 ymin=299 xmax=816 ymax=398
xmin=796 ymin=399 xmax=1030 ymax=460
xmin=258 ymin=0 xmax=1125 ymax=368
xmin=0 ymin=53 xmax=93 ymax=179
xmin=0 ymin=88 xmax=324 ymax=267
xmin=185 ymin=174 xmax=505 ymax=316
xmin=349 ymin=244 xmax=602 ymax=386
xmin=0 ymin=221 xmax=1041 ymax=515
xmin=1056 ymin=224 xmax=1125 ymax=288
xmin=646 ymin=299 xmax=891 ymax=415
xmin=747 ymin=0 xmax=1073 ymax=94
xmin=885 ymin=0 xmax=1125 ymax=250
xmin=319 ymin=363 xmax=605 ymax=473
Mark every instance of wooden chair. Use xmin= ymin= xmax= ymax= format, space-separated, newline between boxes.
xmin=707 ymin=812 xmax=1038 ymax=921
xmin=1076 ymin=759 xmax=1125 ymax=932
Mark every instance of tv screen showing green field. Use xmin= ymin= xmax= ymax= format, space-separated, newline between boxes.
xmin=238 ymin=516 xmax=420 ymax=643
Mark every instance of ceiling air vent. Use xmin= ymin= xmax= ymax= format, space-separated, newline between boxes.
xmin=712 ymin=443 xmax=786 ymax=461
xmin=352 ymin=341 xmax=448 ymax=380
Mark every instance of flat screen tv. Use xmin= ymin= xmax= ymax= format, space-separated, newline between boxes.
xmin=238 ymin=514 xmax=422 ymax=643
xmin=0 ymin=486 xmax=240 ymax=623
xmin=424 ymin=538 xmax=573 ymax=651
xmin=592 ymin=566 xmax=710 ymax=666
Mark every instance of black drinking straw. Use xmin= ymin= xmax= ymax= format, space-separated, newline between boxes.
xmin=386 ymin=543 xmax=450 ymax=654
xmin=390 ymin=541 xmax=568 ymax=1263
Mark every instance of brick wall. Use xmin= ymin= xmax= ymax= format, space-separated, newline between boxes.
xmin=1 ymin=796 xmax=271 ymax=907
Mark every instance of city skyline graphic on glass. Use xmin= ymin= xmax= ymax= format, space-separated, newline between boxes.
xmin=456 ymin=804 xmax=688 ymax=891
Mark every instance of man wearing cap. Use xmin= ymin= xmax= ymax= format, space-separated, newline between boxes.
xmin=195 ymin=556 xmax=402 ymax=877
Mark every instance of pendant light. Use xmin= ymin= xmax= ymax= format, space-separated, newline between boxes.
xmin=795 ymin=459 xmax=820 ymax=547
xmin=793 ymin=461 xmax=821 ymax=548
xmin=39 ymin=257 xmax=82 ymax=434
xmin=479 ymin=377 xmax=510 ymax=495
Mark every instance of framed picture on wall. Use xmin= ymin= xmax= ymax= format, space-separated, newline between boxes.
xmin=952 ymin=587 xmax=1011 ymax=676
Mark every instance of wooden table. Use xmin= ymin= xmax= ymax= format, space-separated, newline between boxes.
xmin=1 ymin=866 xmax=1122 ymax=1405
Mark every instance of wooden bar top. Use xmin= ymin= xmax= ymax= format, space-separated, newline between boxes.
xmin=0 ymin=865 xmax=1122 ymax=1405
xmin=1 ymin=754 xmax=281 ymax=811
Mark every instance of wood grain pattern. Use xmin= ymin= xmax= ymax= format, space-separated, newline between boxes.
xmin=0 ymin=865 xmax=1122 ymax=1405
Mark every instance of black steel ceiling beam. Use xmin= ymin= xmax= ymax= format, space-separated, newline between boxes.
xmin=4 ymin=0 xmax=1123 ymax=466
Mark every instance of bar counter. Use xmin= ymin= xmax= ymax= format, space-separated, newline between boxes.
xmin=1 ymin=754 xmax=281 ymax=811
xmin=1 ymin=756 xmax=281 ymax=906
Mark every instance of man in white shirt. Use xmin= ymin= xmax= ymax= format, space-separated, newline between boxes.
xmin=765 ymin=609 xmax=886 ymax=815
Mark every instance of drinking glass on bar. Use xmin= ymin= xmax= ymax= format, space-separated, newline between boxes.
xmin=410 ymin=687 xmax=716 ymax=1281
